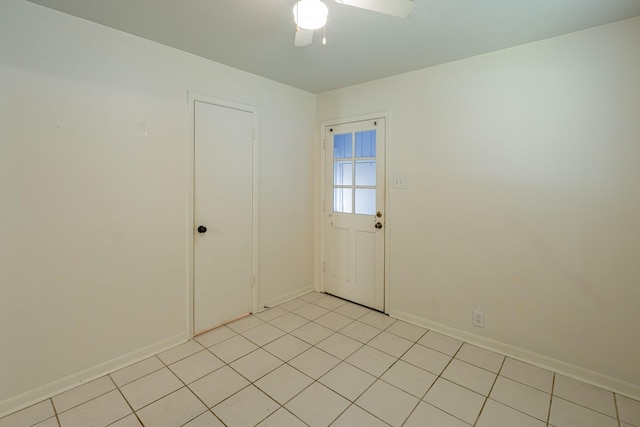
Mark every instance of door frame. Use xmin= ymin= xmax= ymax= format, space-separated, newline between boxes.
xmin=319 ymin=112 xmax=390 ymax=312
xmin=187 ymin=92 xmax=259 ymax=338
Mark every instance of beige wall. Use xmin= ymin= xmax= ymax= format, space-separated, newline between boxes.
xmin=318 ymin=17 xmax=640 ymax=394
xmin=0 ymin=0 xmax=315 ymax=412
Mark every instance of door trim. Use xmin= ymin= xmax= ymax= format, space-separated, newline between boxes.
xmin=187 ymin=92 xmax=259 ymax=338
xmin=319 ymin=112 xmax=390 ymax=313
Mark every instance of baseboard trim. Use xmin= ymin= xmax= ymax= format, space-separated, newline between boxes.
xmin=387 ymin=308 xmax=640 ymax=401
xmin=258 ymin=285 xmax=316 ymax=312
xmin=0 ymin=333 xmax=188 ymax=418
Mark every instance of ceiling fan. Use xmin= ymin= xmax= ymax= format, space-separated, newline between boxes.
xmin=293 ymin=0 xmax=414 ymax=47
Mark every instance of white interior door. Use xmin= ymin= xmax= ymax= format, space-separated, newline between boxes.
xmin=194 ymin=100 xmax=254 ymax=335
xmin=324 ymin=119 xmax=385 ymax=310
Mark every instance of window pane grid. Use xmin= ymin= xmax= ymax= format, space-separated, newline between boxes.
xmin=332 ymin=129 xmax=376 ymax=215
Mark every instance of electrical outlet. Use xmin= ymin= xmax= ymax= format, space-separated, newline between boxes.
xmin=473 ymin=310 xmax=484 ymax=328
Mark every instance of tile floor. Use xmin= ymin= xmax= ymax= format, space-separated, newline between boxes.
xmin=2 ymin=291 xmax=640 ymax=427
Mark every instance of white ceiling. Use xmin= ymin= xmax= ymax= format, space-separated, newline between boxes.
xmin=25 ymin=0 xmax=640 ymax=93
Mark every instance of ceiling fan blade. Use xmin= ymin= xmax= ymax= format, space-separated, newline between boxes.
xmin=294 ymin=28 xmax=314 ymax=47
xmin=335 ymin=0 xmax=414 ymax=17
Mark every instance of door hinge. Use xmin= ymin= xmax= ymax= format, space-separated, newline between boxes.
xmin=322 ymin=140 xmax=326 ymax=150
xmin=322 ymin=262 xmax=326 ymax=272
xmin=251 ymin=275 xmax=256 ymax=287
xmin=252 ymin=129 xmax=255 ymax=141
xmin=322 ymin=200 xmax=326 ymax=213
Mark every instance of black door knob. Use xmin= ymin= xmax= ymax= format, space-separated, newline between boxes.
xmin=197 ymin=225 xmax=207 ymax=233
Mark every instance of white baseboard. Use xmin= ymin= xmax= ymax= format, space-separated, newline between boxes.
xmin=0 ymin=333 xmax=188 ymax=418
xmin=387 ymin=308 xmax=640 ymax=401
xmin=258 ymin=284 xmax=316 ymax=312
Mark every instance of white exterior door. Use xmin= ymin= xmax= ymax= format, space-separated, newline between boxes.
xmin=193 ymin=100 xmax=254 ymax=335
xmin=324 ymin=119 xmax=385 ymax=311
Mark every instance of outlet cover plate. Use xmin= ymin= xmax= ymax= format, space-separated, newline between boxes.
xmin=473 ymin=310 xmax=485 ymax=328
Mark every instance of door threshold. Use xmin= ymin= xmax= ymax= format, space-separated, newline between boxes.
xmin=324 ymin=292 xmax=386 ymax=315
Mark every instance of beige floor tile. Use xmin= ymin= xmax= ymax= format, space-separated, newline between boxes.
xmin=109 ymin=414 xmax=143 ymax=427
xmin=339 ymin=321 xmax=380 ymax=343
xmin=314 ymin=312 xmax=353 ymax=331
xmin=32 ymin=417 xmax=60 ymax=427
xmin=0 ymin=400 xmax=56 ymax=427
xmin=477 ymin=399 xmax=545 ymax=427
xmin=554 ymin=375 xmax=616 ymax=417
xmin=293 ymin=303 xmax=329 ymax=321
xmin=385 ymin=321 xmax=427 ymax=342
xmin=53 ymin=376 xmax=115 ymax=413
xmin=367 ymin=331 xmax=413 ymax=358
xmin=241 ymin=322 xmax=285 ymax=346
xmin=188 ymin=366 xmax=249 ymax=408
xmin=157 ymin=340 xmax=205 ymax=365
xmin=500 ymin=358 xmax=554 ymax=393
xmin=58 ymin=390 xmax=130 ymax=427
xmin=225 ymin=315 xmax=265 ymax=333
xmin=319 ymin=362 xmax=376 ymax=401
xmin=254 ymin=306 xmax=288 ymax=323
xmin=490 ymin=376 xmax=550 ymax=421
xmin=208 ymin=335 xmax=258 ymax=363
xmin=10 ymin=295 xmax=636 ymax=427
xmin=286 ymin=382 xmax=350 ymax=427
xmin=269 ymin=312 xmax=309 ymax=332
xmin=332 ymin=405 xmax=390 ymax=426
xmin=256 ymin=408 xmax=307 ymax=427
xmin=229 ymin=348 xmax=283 ymax=382
xmin=423 ymin=378 xmax=485 ymax=425
xmin=549 ymin=397 xmax=618 ymax=427
xmin=255 ymin=364 xmax=314 ymax=404
xmin=418 ymin=331 xmax=463 ymax=356
xmin=358 ymin=311 xmax=396 ymax=330
xmin=290 ymin=322 xmax=333 ymax=345
xmin=455 ymin=344 xmax=504 ymax=373
xmin=298 ymin=292 xmax=324 ymax=303
xmin=401 ymin=343 xmax=452 ymax=375
xmin=182 ymin=411 xmax=224 ymax=426
xmin=110 ymin=356 xmax=164 ymax=387
xmin=168 ymin=350 xmax=224 ymax=384
xmin=263 ymin=334 xmax=310 ymax=361
xmin=289 ymin=347 xmax=340 ymax=379
xmin=356 ymin=380 xmax=419 ymax=426
xmin=334 ymin=302 xmax=371 ymax=319
xmin=442 ymin=359 xmax=497 ymax=396
xmin=316 ymin=333 xmax=362 ymax=360
xmin=403 ymin=402 xmax=470 ymax=427
xmin=312 ymin=295 xmax=348 ymax=311
xmin=617 ymin=394 xmax=640 ymax=426
xmin=120 ymin=368 xmax=182 ymax=410
xmin=213 ymin=385 xmax=279 ymax=427
xmin=136 ymin=387 xmax=206 ymax=427
xmin=194 ymin=326 xmax=236 ymax=348
xmin=403 ymin=402 xmax=472 ymax=427
xmin=278 ymin=298 xmax=309 ymax=312
xmin=346 ymin=345 xmax=397 ymax=377
xmin=381 ymin=360 xmax=437 ymax=398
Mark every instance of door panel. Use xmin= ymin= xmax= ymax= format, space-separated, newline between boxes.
xmin=194 ymin=101 xmax=254 ymax=334
xmin=324 ymin=119 xmax=385 ymax=311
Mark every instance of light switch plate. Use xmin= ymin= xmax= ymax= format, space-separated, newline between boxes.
xmin=393 ymin=177 xmax=406 ymax=189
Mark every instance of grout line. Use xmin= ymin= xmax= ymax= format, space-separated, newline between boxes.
xmin=472 ymin=353 xmax=506 ymax=426
xmin=546 ymin=373 xmax=556 ymax=426
xmin=110 ymin=387 xmax=142 ymax=427
xmin=613 ymin=393 xmax=621 ymax=427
